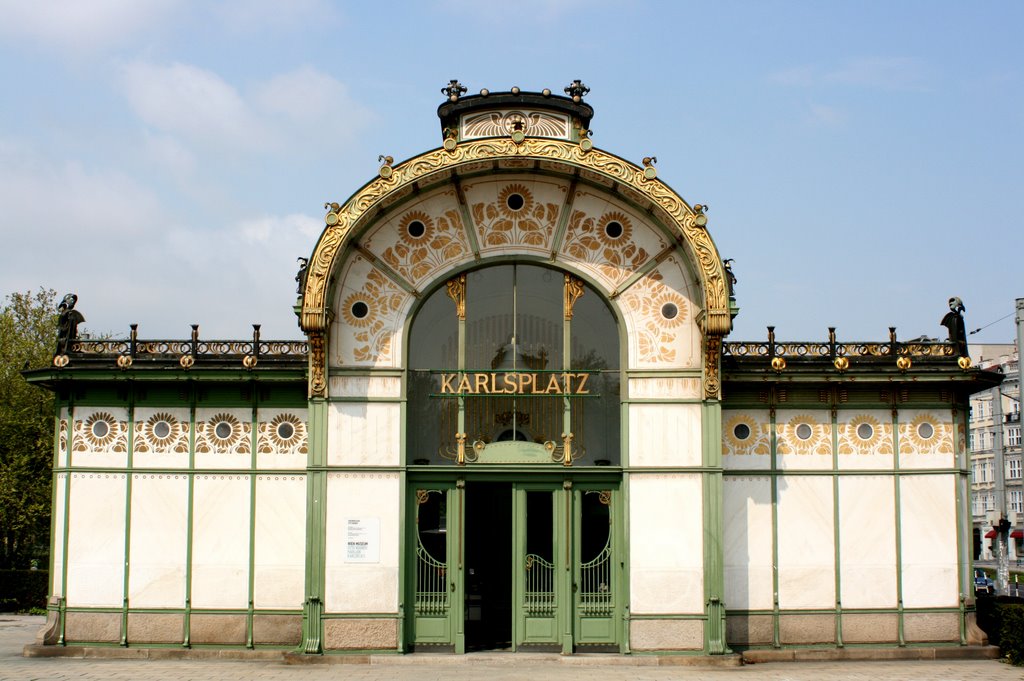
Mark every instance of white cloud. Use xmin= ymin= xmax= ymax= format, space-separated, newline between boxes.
xmin=808 ymin=104 xmax=846 ymax=126
xmin=769 ymin=57 xmax=929 ymax=92
xmin=0 ymin=0 xmax=179 ymax=52
xmin=122 ymin=62 xmax=271 ymax=151
xmin=209 ymin=0 xmax=340 ymax=34
xmin=120 ymin=62 xmax=373 ymax=158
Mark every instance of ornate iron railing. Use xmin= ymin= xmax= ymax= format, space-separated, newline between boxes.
xmin=578 ymin=536 xmax=613 ymax=617
xmin=524 ymin=554 xmax=556 ymax=617
xmin=415 ymin=541 xmax=449 ymax=617
xmin=723 ymin=326 xmax=956 ymax=361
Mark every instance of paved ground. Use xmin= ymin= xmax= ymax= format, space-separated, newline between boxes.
xmin=3 ymin=616 xmax=1022 ymax=681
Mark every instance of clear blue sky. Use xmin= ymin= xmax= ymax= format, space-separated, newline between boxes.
xmin=1 ymin=1 xmax=1020 ymax=345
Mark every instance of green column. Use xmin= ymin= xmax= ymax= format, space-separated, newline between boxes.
xmin=301 ymin=397 xmax=328 ymax=653
xmin=702 ymin=399 xmax=730 ymax=654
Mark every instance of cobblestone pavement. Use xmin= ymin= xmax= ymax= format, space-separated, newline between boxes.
xmin=3 ymin=616 xmax=1022 ymax=681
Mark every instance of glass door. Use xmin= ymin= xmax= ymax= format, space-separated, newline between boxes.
xmin=513 ymin=484 xmax=566 ymax=651
xmin=573 ymin=486 xmax=622 ymax=650
xmin=408 ymin=482 xmax=462 ymax=651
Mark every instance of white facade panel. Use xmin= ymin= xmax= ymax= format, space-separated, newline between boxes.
xmin=723 ymin=476 xmax=774 ymax=610
xmin=776 ymin=475 xmax=835 ymax=609
xmin=132 ymin=407 xmax=191 ymax=470
xmin=191 ymin=475 xmax=251 ymax=609
xmin=328 ymin=403 xmax=401 ymax=467
xmin=194 ymin=408 xmax=252 ymax=470
xmin=839 ymin=476 xmax=897 ymax=608
xmin=255 ymin=408 xmax=308 ymax=470
xmin=628 ymin=474 xmax=704 ymax=614
xmin=51 ymin=473 xmax=67 ymax=598
xmin=324 ymin=473 xmax=400 ymax=613
xmin=898 ymin=409 xmax=956 ymax=470
xmin=899 ymin=474 xmax=959 ymax=607
xmin=128 ymin=475 xmax=188 ymax=608
xmin=66 ymin=473 xmax=126 ymax=607
xmin=776 ymin=410 xmax=833 ymax=471
xmin=836 ymin=409 xmax=894 ymax=471
xmin=627 ymin=404 xmax=702 ymax=468
xmin=254 ymin=475 xmax=307 ymax=609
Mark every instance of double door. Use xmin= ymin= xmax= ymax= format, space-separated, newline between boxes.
xmin=408 ymin=479 xmax=622 ymax=653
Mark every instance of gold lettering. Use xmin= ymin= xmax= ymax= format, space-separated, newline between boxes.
xmin=562 ymin=372 xmax=572 ymax=394
xmin=532 ymin=373 xmax=544 ymax=394
xmin=474 ymin=373 xmax=490 ymax=394
xmin=502 ymin=373 xmax=517 ymax=394
xmin=440 ymin=373 xmax=456 ymax=393
xmin=575 ymin=372 xmax=590 ymax=394
xmin=518 ymin=373 xmax=534 ymax=394
xmin=545 ymin=374 xmax=561 ymax=393
xmin=489 ymin=373 xmax=500 ymax=394
xmin=457 ymin=375 xmax=473 ymax=394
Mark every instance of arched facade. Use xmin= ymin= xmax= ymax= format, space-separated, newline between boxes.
xmin=296 ymin=121 xmax=735 ymax=652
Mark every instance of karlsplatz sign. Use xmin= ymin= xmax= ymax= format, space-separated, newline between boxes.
xmin=438 ymin=372 xmax=592 ymax=396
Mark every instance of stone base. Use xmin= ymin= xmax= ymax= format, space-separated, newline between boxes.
xmin=726 ymin=614 xmax=773 ymax=646
xmin=841 ymin=613 xmax=898 ymax=643
xmin=742 ymin=645 xmax=1000 ymax=664
xmin=128 ymin=613 xmax=183 ymax=644
xmin=779 ymin=614 xmax=835 ymax=645
xmin=190 ymin=614 xmax=247 ymax=645
xmin=253 ymin=614 xmax=302 ymax=646
xmin=903 ymin=612 xmax=959 ymax=643
xmin=629 ymin=619 xmax=703 ymax=651
xmin=323 ymin=618 xmax=398 ymax=650
xmin=64 ymin=612 xmax=120 ymax=643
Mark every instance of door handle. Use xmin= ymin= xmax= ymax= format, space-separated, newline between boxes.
xmin=451 ymin=582 xmax=456 ymax=592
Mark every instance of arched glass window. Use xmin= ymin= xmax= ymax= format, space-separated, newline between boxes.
xmin=408 ymin=264 xmax=620 ymax=466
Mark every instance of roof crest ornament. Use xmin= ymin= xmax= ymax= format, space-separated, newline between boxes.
xmin=442 ymin=79 xmax=467 ymax=102
xmin=564 ymin=79 xmax=590 ymax=102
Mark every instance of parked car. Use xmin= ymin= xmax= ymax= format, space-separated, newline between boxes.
xmin=974 ymin=568 xmax=995 ymax=595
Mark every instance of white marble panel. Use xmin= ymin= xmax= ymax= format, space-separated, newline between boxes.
xmin=723 ymin=476 xmax=774 ymax=610
xmin=254 ymin=475 xmax=306 ymax=609
xmin=128 ymin=474 xmax=188 ymax=608
xmin=899 ymin=475 xmax=959 ymax=607
xmin=191 ymin=474 xmax=251 ymax=609
xmin=359 ymin=187 xmax=474 ymax=290
xmin=776 ymin=475 xmax=835 ymax=609
xmin=52 ymin=473 xmax=67 ymax=597
xmin=836 ymin=409 xmax=894 ymax=470
xmin=722 ymin=410 xmax=772 ymax=470
xmin=838 ymin=476 xmax=897 ymax=608
xmin=71 ymin=407 xmax=129 ymax=469
xmin=329 ymin=376 xmax=402 ymax=399
xmin=66 ymin=473 xmax=126 ymax=607
xmin=132 ymin=407 xmax=190 ymax=470
xmin=619 ymin=258 xmax=700 ymax=370
xmin=331 ymin=255 xmax=414 ymax=368
xmin=629 ymin=474 xmax=704 ymax=614
xmin=627 ymin=404 xmax=702 ymax=467
xmin=898 ymin=410 xmax=955 ymax=470
xmin=628 ymin=376 xmax=701 ymax=400
xmin=559 ymin=188 xmax=667 ymax=292
xmin=776 ymin=410 xmax=833 ymax=471
xmin=328 ymin=402 xmax=400 ymax=466
xmin=194 ymin=407 xmax=252 ymax=470
xmin=256 ymin=408 xmax=308 ymax=470
xmin=324 ymin=473 xmax=400 ymax=613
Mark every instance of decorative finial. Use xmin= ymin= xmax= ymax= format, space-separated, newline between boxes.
xmin=442 ymin=79 xmax=467 ymax=102
xmin=564 ymin=79 xmax=590 ymax=103
xmin=378 ymin=155 xmax=394 ymax=179
xmin=54 ymin=293 xmax=85 ymax=358
xmin=941 ymin=296 xmax=968 ymax=359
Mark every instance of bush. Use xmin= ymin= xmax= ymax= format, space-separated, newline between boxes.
xmin=1000 ymin=603 xmax=1024 ymax=665
xmin=0 ymin=569 xmax=48 ymax=612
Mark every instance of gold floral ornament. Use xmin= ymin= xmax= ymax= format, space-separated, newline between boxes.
xmin=74 ymin=412 xmax=128 ymax=453
xmin=723 ymin=414 xmax=770 ymax=456
xmin=339 ymin=266 xmax=407 ymax=364
xmin=900 ymin=412 xmax=952 ymax=454
xmin=378 ymin=206 xmax=469 ymax=285
xmin=619 ymin=270 xmax=690 ymax=365
xmin=196 ymin=412 xmax=251 ymax=454
xmin=472 ymin=183 xmax=560 ymax=249
xmin=562 ymin=209 xmax=652 ymax=289
xmin=777 ymin=414 xmax=831 ymax=455
xmin=258 ymin=413 xmax=308 ymax=455
xmin=136 ymin=413 xmax=189 ymax=454
xmin=837 ymin=414 xmax=893 ymax=455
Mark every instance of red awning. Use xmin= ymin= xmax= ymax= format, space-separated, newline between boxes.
xmin=1012 ymin=530 xmax=1024 ymax=539
xmin=985 ymin=529 xmax=997 ymax=539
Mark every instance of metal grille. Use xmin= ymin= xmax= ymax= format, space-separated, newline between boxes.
xmin=414 ymin=540 xmax=448 ymax=616
xmin=578 ymin=535 xmax=613 ymax=617
xmin=523 ymin=554 xmax=556 ymax=617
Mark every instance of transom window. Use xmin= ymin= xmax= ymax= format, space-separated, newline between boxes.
xmin=407 ymin=264 xmax=620 ymax=466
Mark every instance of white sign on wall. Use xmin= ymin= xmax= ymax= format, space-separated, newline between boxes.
xmin=344 ymin=517 xmax=380 ymax=563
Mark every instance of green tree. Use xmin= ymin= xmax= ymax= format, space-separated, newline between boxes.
xmin=0 ymin=288 xmax=57 ymax=569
